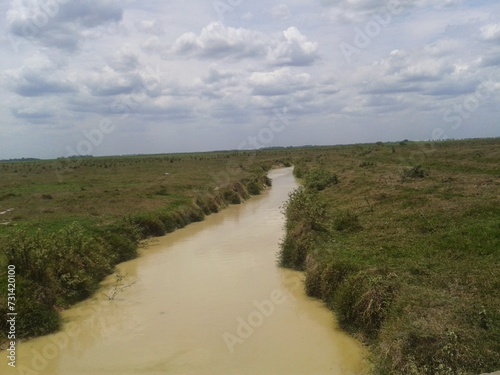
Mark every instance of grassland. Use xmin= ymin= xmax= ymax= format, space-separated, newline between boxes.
xmin=1 ymin=139 xmax=499 ymax=374
xmin=279 ymin=138 xmax=500 ymax=374
xmin=0 ymin=150 xmax=294 ymax=345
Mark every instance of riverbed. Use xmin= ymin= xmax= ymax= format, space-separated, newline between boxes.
xmin=5 ymin=167 xmax=368 ymax=375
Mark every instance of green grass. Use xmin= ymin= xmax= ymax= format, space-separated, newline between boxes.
xmin=278 ymin=138 xmax=500 ymax=374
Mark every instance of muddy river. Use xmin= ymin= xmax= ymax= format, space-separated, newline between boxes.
xmin=5 ymin=167 xmax=368 ymax=375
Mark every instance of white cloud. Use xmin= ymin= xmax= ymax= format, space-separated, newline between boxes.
xmin=172 ymin=22 xmax=267 ymax=59
xmin=171 ymin=23 xmax=319 ymax=66
xmin=481 ymin=23 xmax=500 ymax=41
xmin=267 ymin=27 xmax=319 ymax=66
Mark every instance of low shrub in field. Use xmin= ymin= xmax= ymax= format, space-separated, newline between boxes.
xmin=293 ymin=162 xmax=308 ymax=179
xmin=333 ymin=210 xmax=362 ymax=232
xmin=400 ymin=165 xmax=426 ymax=181
xmin=305 ymin=169 xmax=339 ymax=191
xmin=359 ymin=161 xmax=376 ymax=168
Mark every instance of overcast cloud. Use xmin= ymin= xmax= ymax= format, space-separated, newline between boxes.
xmin=0 ymin=0 xmax=499 ymax=159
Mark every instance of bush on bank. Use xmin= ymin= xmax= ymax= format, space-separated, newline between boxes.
xmin=278 ymin=187 xmax=328 ymax=270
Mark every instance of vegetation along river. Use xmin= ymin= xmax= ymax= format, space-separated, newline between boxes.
xmin=6 ymin=167 xmax=368 ymax=375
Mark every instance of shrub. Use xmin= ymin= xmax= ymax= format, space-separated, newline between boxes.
xmin=333 ymin=210 xmax=362 ymax=232
xmin=305 ymin=257 xmax=360 ymax=306
xmin=279 ymin=223 xmax=316 ymax=270
xmin=282 ymin=188 xmax=328 ymax=233
xmin=305 ymin=169 xmax=339 ymax=191
xmin=130 ymin=214 xmax=166 ymax=238
xmin=195 ymin=195 xmax=219 ymax=215
xmin=244 ymin=179 xmax=262 ymax=195
xmin=401 ymin=165 xmax=426 ymax=181
xmin=98 ymin=222 xmax=139 ymax=263
xmin=155 ymin=186 xmax=168 ymax=196
xmin=1 ymin=222 xmax=117 ymax=336
xmin=156 ymin=210 xmax=178 ymax=232
xmin=186 ymin=206 xmax=205 ymax=223
xmin=335 ymin=270 xmax=397 ymax=336
xmin=279 ymin=188 xmax=329 ymax=270
xmin=262 ymin=175 xmax=272 ymax=187
xmin=222 ymin=189 xmax=241 ymax=204
xmin=359 ymin=161 xmax=376 ymax=168
xmin=10 ymin=278 xmax=60 ymax=338
xmin=293 ymin=162 xmax=308 ymax=179
xmin=55 ymin=223 xmax=115 ymax=302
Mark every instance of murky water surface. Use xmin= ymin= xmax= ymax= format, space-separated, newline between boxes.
xmin=6 ymin=168 xmax=368 ymax=375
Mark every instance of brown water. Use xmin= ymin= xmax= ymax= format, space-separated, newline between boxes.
xmin=5 ymin=168 xmax=368 ymax=375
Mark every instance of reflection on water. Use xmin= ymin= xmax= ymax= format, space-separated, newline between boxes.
xmin=4 ymin=168 xmax=368 ymax=375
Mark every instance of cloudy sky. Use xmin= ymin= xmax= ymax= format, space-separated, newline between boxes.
xmin=1 ymin=0 xmax=499 ymax=159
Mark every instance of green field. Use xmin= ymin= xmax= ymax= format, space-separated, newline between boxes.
xmin=1 ymin=139 xmax=499 ymax=375
xmin=279 ymin=138 xmax=500 ymax=374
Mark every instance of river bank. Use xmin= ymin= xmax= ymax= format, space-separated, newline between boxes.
xmin=278 ymin=139 xmax=500 ymax=374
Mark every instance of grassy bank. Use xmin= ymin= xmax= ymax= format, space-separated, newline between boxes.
xmin=0 ymin=151 xmax=287 ymax=345
xmin=279 ymin=139 xmax=500 ymax=374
